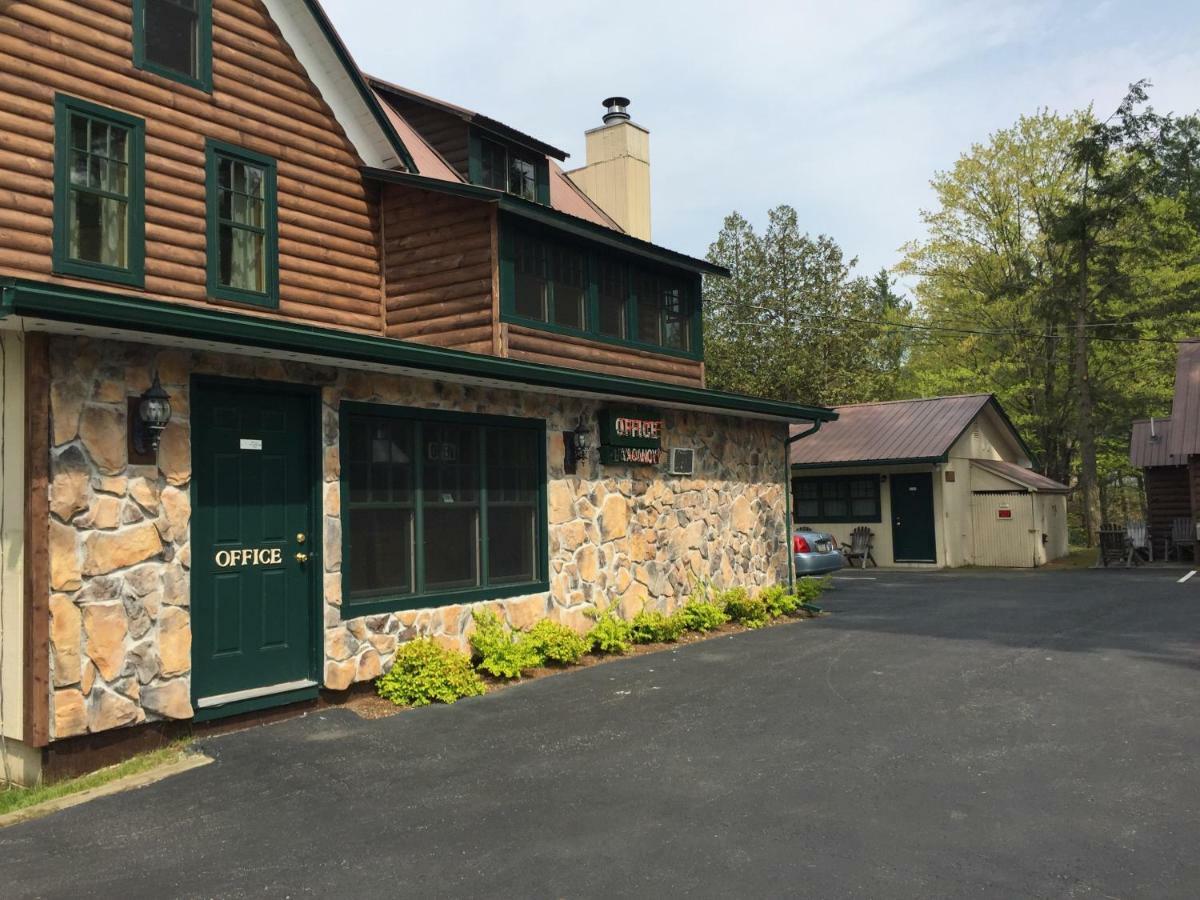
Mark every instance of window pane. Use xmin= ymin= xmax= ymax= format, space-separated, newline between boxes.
xmin=349 ymin=507 xmax=414 ymax=597
xmin=480 ymin=140 xmax=507 ymax=191
xmin=661 ymin=285 xmax=690 ymax=351
xmin=488 ymin=505 xmax=535 ymax=584
xmin=514 ymin=235 xmax=547 ymax=321
xmin=636 ymin=273 xmax=660 ymax=344
xmin=145 ymin=0 xmax=199 ymax=79
xmin=851 ymin=498 xmax=876 ymax=518
xmin=598 ymin=260 xmax=627 ymax=338
xmin=486 ymin=429 xmax=539 ymax=504
xmin=795 ymin=500 xmax=819 ymax=520
xmin=220 ymin=225 xmax=264 ymax=292
xmin=551 ymin=245 xmax=586 ymax=330
xmin=423 ymin=424 xmax=477 ymax=504
xmin=423 ymin=507 xmax=479 ymax=590
xmin=509 ymin=156 xmax=537 ymax=201
xmin=70 ymin=192 xmax=127 ymax=267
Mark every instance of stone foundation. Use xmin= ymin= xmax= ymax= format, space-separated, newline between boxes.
xmin=45 ymin=336 xmax=790 ymax=738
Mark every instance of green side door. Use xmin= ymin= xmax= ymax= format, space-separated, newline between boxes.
xmin=191 ymin=381 xmax=318 ymax=713
xmin=890 ymin=472 xmax=937 ymax=563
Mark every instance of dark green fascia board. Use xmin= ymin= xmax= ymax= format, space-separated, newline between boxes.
xmin=0 ymin=278 xmax=836 ymax=424
xmin=299 ymin=0 xmax=418 ymax=174
xmin=362 ymin=167 xmax=730 ymax=279
xmin=791 ymin=455 xmax=945 ymax=470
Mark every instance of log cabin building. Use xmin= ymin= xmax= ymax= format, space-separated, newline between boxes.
xmin=1129 ymin=340 xmax=1200 ymax=557
xmin=0 ymin=0 xmax=835 ymax=783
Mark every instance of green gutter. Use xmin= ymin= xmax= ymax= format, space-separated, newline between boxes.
xmin=784 ymin=420 xmax=824 ymax=590
xmin=361 ymin=167 xmax=729 ymax=278
xmin=791 ymin=455 xmax=945 ymax=470
xmin=0 ymin=280 xmax=836 ymax=425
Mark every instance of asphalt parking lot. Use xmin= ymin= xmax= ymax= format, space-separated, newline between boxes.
xmin=3 ymin=568 xmax=1198 ymax=898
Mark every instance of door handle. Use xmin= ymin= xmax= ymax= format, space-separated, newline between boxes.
xmin=295 ymin=552 xmax=310 ymax=564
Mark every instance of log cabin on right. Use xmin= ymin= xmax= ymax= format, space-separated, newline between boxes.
xmin=1129 ymin=340 xmax=1200 ymax=559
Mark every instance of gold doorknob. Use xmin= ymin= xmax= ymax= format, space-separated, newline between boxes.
xmin=295 ymin=552 xmax=310 ymax=563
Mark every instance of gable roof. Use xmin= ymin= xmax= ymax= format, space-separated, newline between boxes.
xmin=790 ymin=394 xmax=1013 ymax=466
xmin=267 ymin=0 xmax=416 ymax=171
xmin=1162 ymin=340 xmax=1200 ymax=460
xmin=970 ymin=458 xmax=1069 ymax=493
xmin=1130 ymin=417 xmax=1177 ymax=468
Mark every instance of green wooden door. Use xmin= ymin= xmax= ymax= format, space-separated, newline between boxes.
xmin=890 ymin=472 xmax=937 ymax=563
xmin=191 ymin=381 xmax=317 ymax=712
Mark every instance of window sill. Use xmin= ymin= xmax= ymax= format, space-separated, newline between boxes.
xmin=52 ymin=260 xmax=144 ymax=290
xmin=340 ymin=579 xmax=550 ymax=620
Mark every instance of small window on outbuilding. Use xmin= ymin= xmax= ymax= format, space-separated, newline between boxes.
xmin=133 ymin=0 xmax=213 ymax=92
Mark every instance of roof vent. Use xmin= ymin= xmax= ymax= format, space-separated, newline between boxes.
xmin=602 ymin=96 xmax=631 ymax=125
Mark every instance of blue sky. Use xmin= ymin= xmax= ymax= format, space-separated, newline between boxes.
xmin=325 ymin=0 xmax=1200 ymax=290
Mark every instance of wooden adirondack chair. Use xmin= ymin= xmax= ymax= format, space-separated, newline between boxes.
xmin=1126 ymin=522 xmax=1152 ymax=562
xmin=1098 ymin=524 xmax=1136 ymax=568
xmin=843 ymin=526 xmax=877 ymax=569
xmin=1170 ymin=517 xmax=1196 ymax=562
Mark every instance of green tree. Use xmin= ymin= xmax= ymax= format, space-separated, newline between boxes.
xmin=703 ymin=206 xmax=909 ymax=405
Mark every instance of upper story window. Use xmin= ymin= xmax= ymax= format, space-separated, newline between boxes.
xmin=133 ymin=0 xmax=213 ymax=92
xmin=501 ymin=225 xmax=701 ymax=358
xmin=52 ymin=95 xmax=145 ymax=287
xmin=472 ymin=133 xmax=548 ymax=203
xmin=205 ymin=140 xmax=279 ymax=308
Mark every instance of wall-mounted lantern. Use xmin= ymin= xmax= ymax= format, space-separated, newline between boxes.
xmin=132 ymin=373 xmax=172 ymax=456
xmin=564 ymin=419 xmax=592 ymax=475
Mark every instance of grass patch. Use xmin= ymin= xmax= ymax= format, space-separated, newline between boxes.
xmin=1043 ymin=547 xmax=1099 ymax=569
xmin=0 ymin=742 xmax=192 ymax=819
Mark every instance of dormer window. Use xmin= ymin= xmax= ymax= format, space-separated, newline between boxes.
xmin=133 ymin=0 xmax=213 ymax=92
xmin=472 ymin=133 xmax=548 ymax=203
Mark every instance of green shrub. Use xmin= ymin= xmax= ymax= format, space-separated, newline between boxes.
xmin=720 ymin=587 xmax=769 ymax=628
xmin=376 ymin=638 xmax=485 ymax=707
xmin=759 ymin=584 xmax=800 ymax=618
xmin=587 ymin=609 xmax=633 ymax=654
xmin=629 ymin=609 xmax=687 ymax=644
xmin=525 ymin=619 xmax=591 ymax=665
xmin=794 ymin=576 xmax=831 ymax=605
xmin=677 ymin=599 xmax=729 ymax=632
xmin=469 ymin=610 xmax=540 ymax=679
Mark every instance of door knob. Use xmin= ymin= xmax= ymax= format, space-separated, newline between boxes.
xmin=295 ymin=551 xmax=310 ymax=563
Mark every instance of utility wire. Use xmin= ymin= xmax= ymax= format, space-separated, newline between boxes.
xmin=721 ymin=312 xmax=1196 ymax=344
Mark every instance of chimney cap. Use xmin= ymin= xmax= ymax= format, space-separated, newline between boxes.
xmin=602 ymin=96 xmax=632 ymax=125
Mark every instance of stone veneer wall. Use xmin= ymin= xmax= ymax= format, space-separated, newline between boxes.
xmin=45 ymin=336 xmax=790 ymax=738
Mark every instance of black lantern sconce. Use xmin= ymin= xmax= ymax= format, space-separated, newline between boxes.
xmin=130 ymin=373 xmax=173 ymax=460
xmin=563 ymin=418 xmax=592 ymax=475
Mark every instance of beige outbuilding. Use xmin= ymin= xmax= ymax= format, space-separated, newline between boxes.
xmin=790 ymin=394 xmax=1070 ymax=568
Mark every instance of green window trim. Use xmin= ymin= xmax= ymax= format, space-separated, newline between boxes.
xmin=132 ymin=0 xmax=214 ymax=93
xmin=339 ymin=402 xmax=550 ymax=618
xmin=468 ymin=129 xmax=550 ymax=205
xmin=499 ymin=220 xmax=704 ymax=361
xmin=792 ymin=475 xmax=882 ymax=524
xmin=204 ymin=139 xmax=279 ymax=309
xmin=52 ymin=94 xmax=146 ymax=288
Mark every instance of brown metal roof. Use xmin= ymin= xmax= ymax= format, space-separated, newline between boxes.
xmin=789 ymin=394 xmax=993 ymax=466
xmin=1163 ymin=341 xmax=1200 ymax=460
xmin=970 ymin=458 xmax=1070 ymax=493
xmin=1130 ymin=417 xmax=1180 ymax=468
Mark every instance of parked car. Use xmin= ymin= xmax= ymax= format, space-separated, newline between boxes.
xmin=793 ymin=526 xmax=845 ymax=575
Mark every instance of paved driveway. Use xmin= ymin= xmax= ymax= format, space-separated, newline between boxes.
xmin=4 ymin=569 xmax=1199 ymax=898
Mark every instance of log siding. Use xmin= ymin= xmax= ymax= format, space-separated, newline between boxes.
xmin=0 ymin=0 xmax=384 ymax=332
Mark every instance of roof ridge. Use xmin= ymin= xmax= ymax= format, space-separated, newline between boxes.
xmin=831 ymin=392 xmax=992 ymax=410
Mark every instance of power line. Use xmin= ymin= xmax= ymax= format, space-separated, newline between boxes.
xmin=722 ymin=312 xmax=1195 ymax=344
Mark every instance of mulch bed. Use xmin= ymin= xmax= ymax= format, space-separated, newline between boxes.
xmin=326 ymin=607 xmax=825 ymax=721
